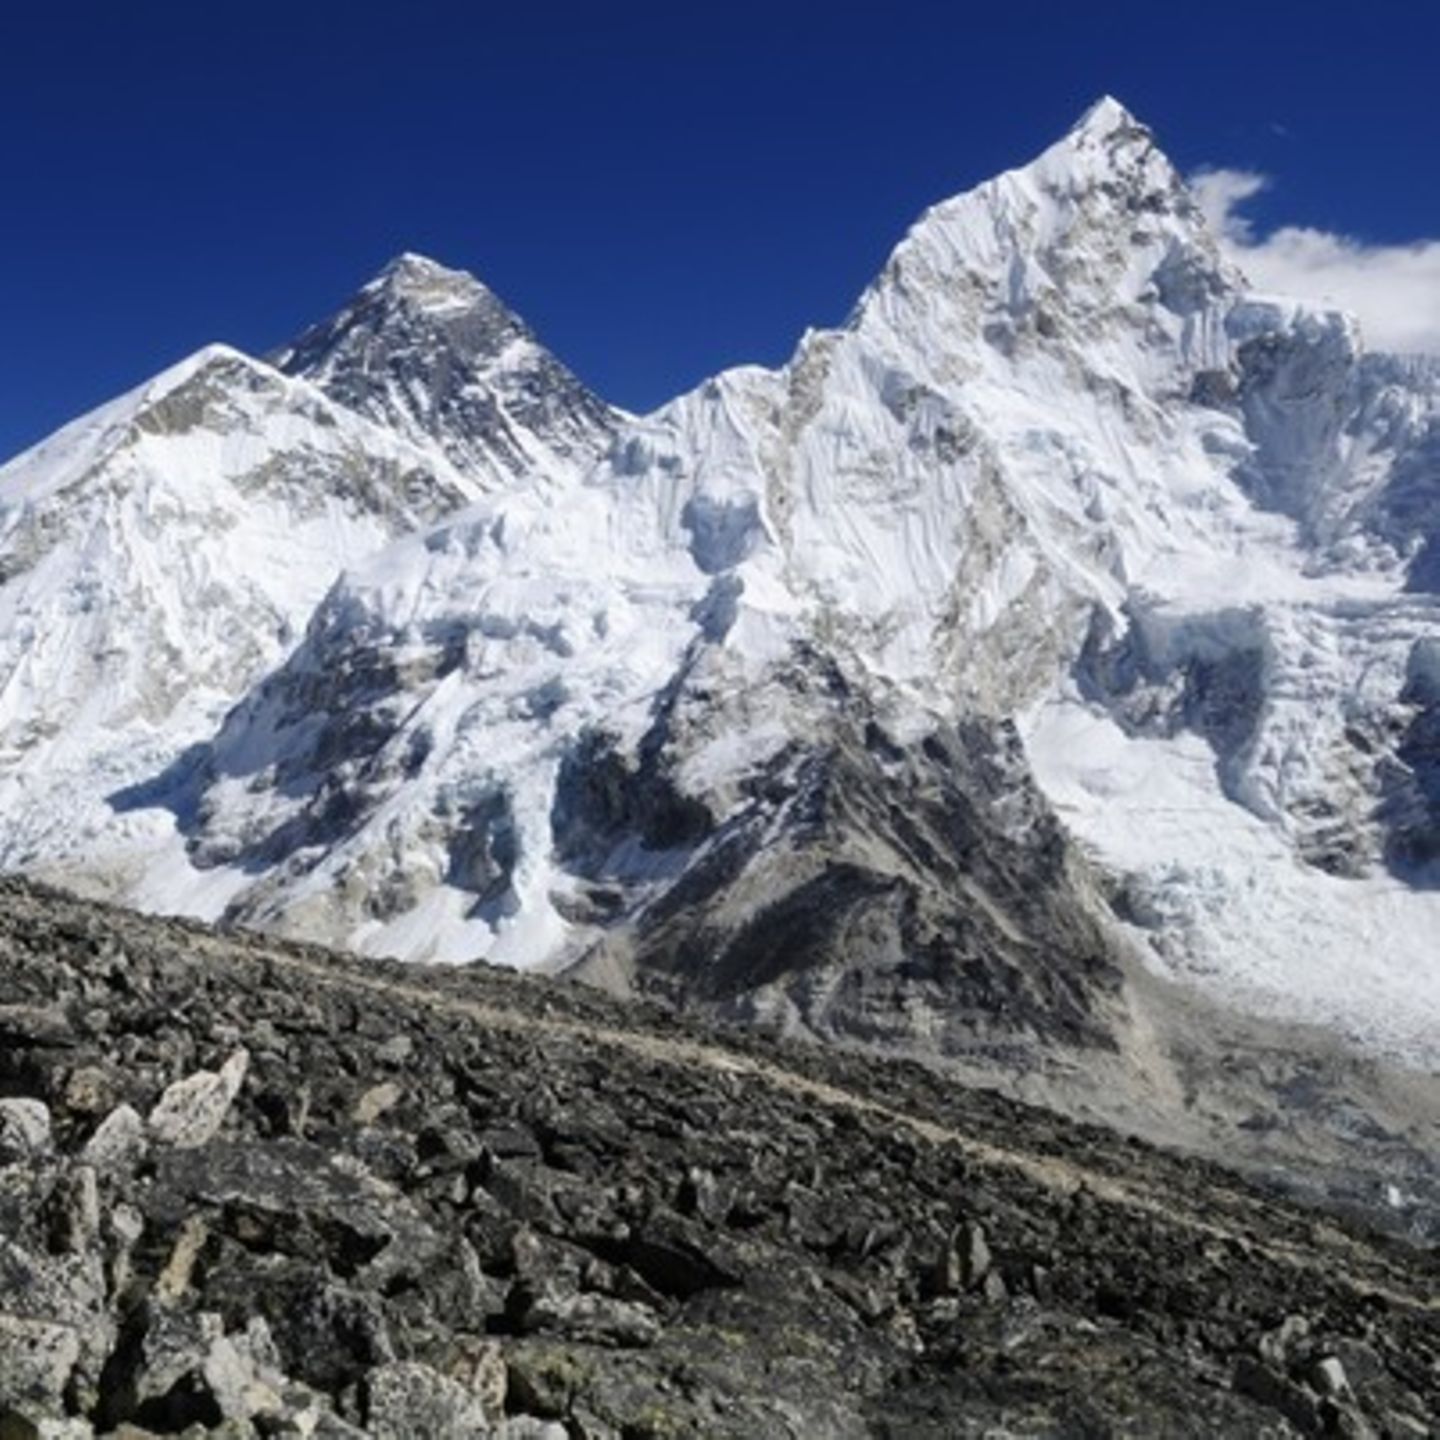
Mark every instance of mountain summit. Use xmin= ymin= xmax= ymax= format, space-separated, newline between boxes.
xmin=273 ymin=253 xmax=618 ymax=481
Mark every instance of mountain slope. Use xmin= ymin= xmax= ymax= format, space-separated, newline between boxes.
xmin=1 ymin=877 xmax=1435 ymax=1437
xmin=0 ymin=344 xmax=483 ymax=889
xmin=86 ymin=98 xmax=1440 ymax=1074
xmin=4 ymin=96 xmax=1440 ymax=1202
xmin=0 ymin=259 xmax=621 ymax=914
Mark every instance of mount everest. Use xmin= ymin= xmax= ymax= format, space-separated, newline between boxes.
xmin=3 ymin=97 xmax=1440 ymax=1097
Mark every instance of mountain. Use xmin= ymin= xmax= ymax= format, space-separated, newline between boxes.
xmin=272 ymin=253 xmax=620 ymax=481
xmin=0 ymin=345 xmax=479 ymax=890
xmin=1 ymin=876 xmax=1435 ymax=1437
xmin=4 ymin=99 xmax=1440 ymax=1228
xmin=0 ymin=266 xmax=617 ymax=910
xmin=80 ymin=99 xmax=1440 ymax=1056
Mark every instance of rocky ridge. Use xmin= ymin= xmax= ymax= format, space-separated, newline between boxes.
xmin=1 ymin=877 xmax=1437 ymax=1438
xmin=273 ymin=254 xmax=620 ymax=481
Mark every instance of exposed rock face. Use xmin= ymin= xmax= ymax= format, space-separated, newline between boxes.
xmin=1 ymin=878 xmax=1437 ymax=1437
xmin=563 ymin=663 xmax=1121 ymax=1058
xmin=273 ymin=254 xmax=619 ymax=481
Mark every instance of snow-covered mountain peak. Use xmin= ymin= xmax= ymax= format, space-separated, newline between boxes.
xmin=1068 ymin=94 xmax=1147 ymax=143
xmin=273 ymin=255 xmax=619 ymax=483
xmin=135 ymin=340 xmax=252 ymax=395
xmin=1049 ymin=93 xmax=1167 ymax=175
xmin=373 ymin=250 xmax=488 ymax=294
xmin=3 ymin=344 xmax=301 ymax=512
xmin=853 ymin=98 xmax=1228 ymax=383
xmin=0 ymin=341 xmax=490 ymax=884
xmin=365 ymin=251 xmax=511 ymax=322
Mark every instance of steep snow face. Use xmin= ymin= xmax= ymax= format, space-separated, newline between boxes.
xmin=133 ymin=486 xmax=715 ymax=962
xmin=0 ymin=346 xmax=482 ymax=877
xmin=273 ymin=254 xmax=619 ymax=483
xmin=1330 ymin=353 xmax=1440 ymax=579
xmin=9 ymin=99 xmax=1440 ymax=1065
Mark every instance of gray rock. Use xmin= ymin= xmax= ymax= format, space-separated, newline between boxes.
xmin=0 ymin=1417 xmax=95 ymax=1439
xmin=494 ymin=1421 xmax=568 ymax=1440
xmin=200 ymin=1329 xmax=284 ymax=1424
xmin=101 ymin=1308 xmax=282 ymax=1430
xmin=146 ymin=1050 xmax=249 ymax=1149
xmin=0 ymin=1314 xmax=80 ymax=1416
xmin=960 ymin=1221 xmax=992 ymax=1290
xmin=0 ymin=1100 xmax=52 ymax=1163
xmin=153 ymin=1216 xmax=209 ymax=1303
xmin=1233 ymin=1355 xmax=1322 ymax=1432
xmin=80 ymin=1105 xmax=148 ymax=1173
xmin=1257 ymin=1312 xmax=1311 ymax=1367
xmin=151 ymin=1140 xmax=441 ymax=1285
xmin=676 ymin=1166 xmax=730 ymax=1225
xmin=105 ymin=1203 xmax=145 ymax=1298
xmin=103 ymin=1307 xmax=220 ymax=1422
xmin=0 ymin=1239 xmax=112 ymax=1390
xmin=1310 ymin=1354 xmax=1352 ymax=1399
xmin=257 ymin=1395 xmax=367 ymax=1439
xmin=375 ymin=1035 xmax=414 ymax=1067
xmin=364 ymin=1361 xmax=490 ymax=1439
xmin=515 ymin=1286 xmax=660 ymax=1348
xmin=927 ymin=1222 xmax=991 ymax=1296
xmin=46 ymin=1166 xmax=100 ymax=1255
xmin=352 ymin=1083 xmax=403 ymax=1126
xmin=61 ymin=1066 xmax=117 ymax=1118
xmin=0 ymin=1004 xmax=71 ymax=1048
xmin=436 ymin=1336 xmax=507 ymax=1421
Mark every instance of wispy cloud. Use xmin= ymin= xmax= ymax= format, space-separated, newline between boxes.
xmin=1190 ymin=168 xmax=1440 ymax=356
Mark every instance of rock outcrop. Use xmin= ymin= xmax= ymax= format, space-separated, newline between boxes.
xmin=273 ymin=253 xmax=619 ymax=481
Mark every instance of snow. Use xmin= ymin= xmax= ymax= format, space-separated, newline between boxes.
xmin=0 ymin=320 xmax=600 ymax=885
xmin=5 ymin=99 xmax=1440 ymax=1068
xmin=1025 ymin=696 xmax=1440 ymax=1063
xmin=0 ymin=351 xmax=464 ymax=863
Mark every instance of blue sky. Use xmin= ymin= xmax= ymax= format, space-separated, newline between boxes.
xmin=4 ymin=0 xmax=1439 ymax=460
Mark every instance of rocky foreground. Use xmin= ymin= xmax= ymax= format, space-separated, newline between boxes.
xmin=0 ymin=878 xmax=1436 ymax=1438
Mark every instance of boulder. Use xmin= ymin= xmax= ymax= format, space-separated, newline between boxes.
xmin=353 ymin=1082 xmax=403 ymax=1126
xmin=0 ymin=1100 xmax=52 ymax=1164
xmin=513 ymin=1285 xmax=660 ymax=1349
xmin=80 ymin=1106 xmax=148 ymax=1173
xmin=1310 ymin=1355 xmax=1353 ymax=1400
xmin=46 ymin=1167 xmax=100 ymax=1255
xmin=0 ymin=1315 xmax=80 ymax=1417
xmin=97 ymin=1307 xmax=283 ymax=1431
xmin=146 ymin=1051 xmax=249 ymax=1149
xmin=365 ymin=1362 xmax=490 ymax=1439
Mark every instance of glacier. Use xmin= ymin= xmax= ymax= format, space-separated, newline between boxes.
xmin=3 ymin=96 xmax=1440 ymax=1077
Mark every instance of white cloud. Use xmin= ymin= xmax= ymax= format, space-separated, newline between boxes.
xmin=1190 ymin=167 xmax=1440 ymax=355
